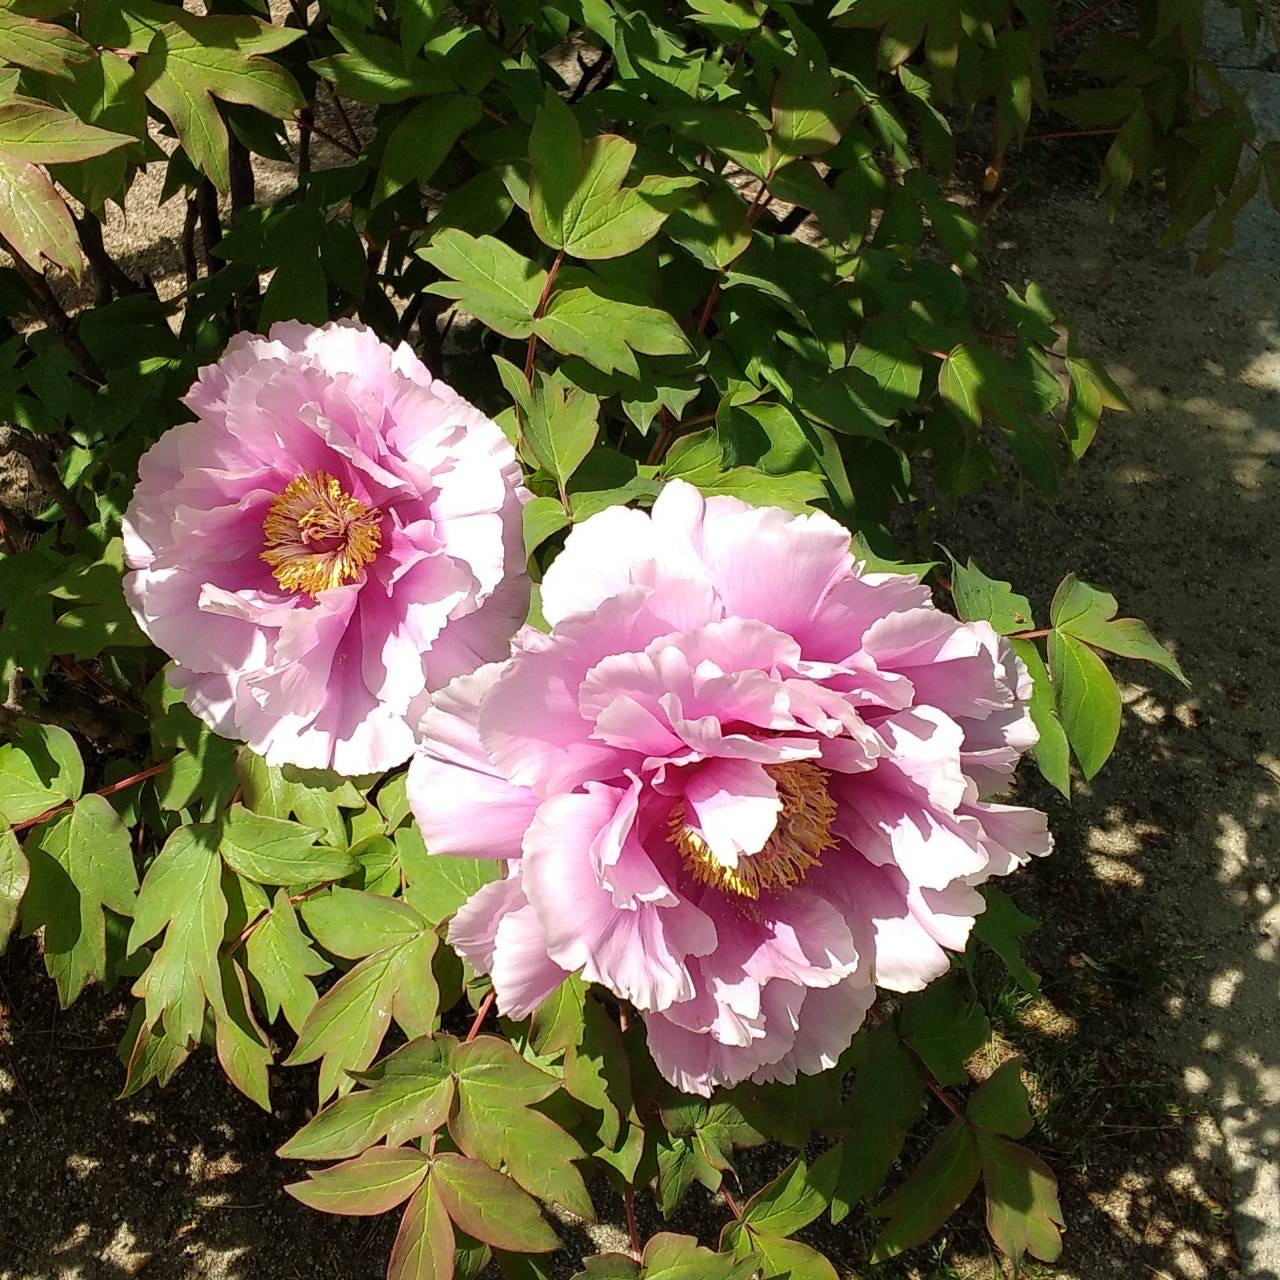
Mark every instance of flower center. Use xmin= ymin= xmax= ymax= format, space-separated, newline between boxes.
xmin=261 ymin=471 xmax=382 ymax=597
xmin=671 ymin=760 xmax=838 ymax=900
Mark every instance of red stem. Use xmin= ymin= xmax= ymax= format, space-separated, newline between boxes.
xmin=723 ymin=1189 xmax=744 ymax=1219
xmin=11 ymin=761 xmax=168 ymax=833
xmin=464 ymin=991 xmax=496 ymax=1043
xmin=867 ymin=1005 xmax=964 ymax=1118
xmin=523 ymin=249 xmax=565 ymax=382
xmin=1025 ymin=126 xmax=1120 ymax=142
xmin=1057 ymin=0 xmax=1120 ymax=40
xmin=624 ymin=1188 xmax=641 ymax=1255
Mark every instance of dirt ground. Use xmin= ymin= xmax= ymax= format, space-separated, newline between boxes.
xmin=4 ymin=32 xmax=1280 ymax=1280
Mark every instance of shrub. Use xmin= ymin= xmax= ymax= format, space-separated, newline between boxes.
xmin=0 ymin=0 xmax=1246 ymax=1275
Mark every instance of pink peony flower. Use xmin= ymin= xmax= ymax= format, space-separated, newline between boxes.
xmin=123 ymin=321 xmax=528 ymax=775
xmin=408 ymin=479 xmax=1051 ymax=1096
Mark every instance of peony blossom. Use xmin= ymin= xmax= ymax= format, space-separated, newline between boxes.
xmin=409 ymin=479 xmax=1051 ymax=1096
xmin=123 ymin=321 xmax=527 ymax=775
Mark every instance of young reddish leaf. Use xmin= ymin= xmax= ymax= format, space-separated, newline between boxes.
xmin=279 ymin=1035 xmax=456 ymax=1161
xmin=644 ymin=1231 xmax=760 ymax=1278
xmin=285 ymin=921 xmax=438 ymax=1100
xmin=244 ymin=888 xmax=330 ymax=1033
xmin=286 ymin=1146 xmax=429 ymax=1216
xmin=977 ymin=1134 xmax=1064 ymax=1262
xmin=870 ymin=1118 xmax=981 ymax=1260
xmin=388 ymin=1175 xmax=455 ymax=1280
xmin=449 ymin=1036 xmax=593 ymax=1220
xmin=430 ymin=1153 xmax=560 ymax=1252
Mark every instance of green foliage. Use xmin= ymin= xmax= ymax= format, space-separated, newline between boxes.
xmin=0 ymin=0 xmax=1222 ymax=1273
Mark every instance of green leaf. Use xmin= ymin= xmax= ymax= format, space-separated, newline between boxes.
xmin=522 ymin=368 xmax=600 ymax=485
xmin=421 ymin=229 xmax=548 ymax=339
xmin=244 ymin=887 xmax=329 ymax=1032
xmin=137 ymin=14 xmax=303 ymax=192
xmin=870 ymin=1118 xmax=981 ymax=1261
xmin=938 ymin=343 xmax=981 ymax=428
xmin=973 ymin=887 xmax=1041 ymax=994
xmin=127 ymin=823 xmax=224 ymax=1043
xmin=1010 ymin=639 xmax=1071 ymax=797
xmin=21 ymin=794 xmax=136 ymax=1005
xmin=537 ymin=284 xmax=691 ymax=378
xmin=301 ymin=887 xmax=428 ymax=958
xmin=388 ymin=1176 xmax=455 ymax=1280
xmin=399 ymin=831 xmax=499 ymax=924
xmin=740 ymin=1158 xmax=828 ymax=1237
xmin=311 ymin=25 xmax=450 ymax=103
xmin=431 ymin=1153 xmax=560 ymax=1253
xmin=286 ymin=1146 xmax=430 ymax=1216
xmin=0 ymin=141 xmax=77 ymax=273
xmin=701 ymin=467 xmax=825 ymax=512
xmin=449 ymin=1036 xmax=592 ymax=1220
xmin=374 ymin=94 xmax=481 ymax=206
xmin=523 ymin=495 xmax=571 ymax=557
xmin=977 ymin=1134 xmax=1064 ymax=1262
xmin=0 ymin=96 xmax=136 ymax=164
xmin=563 ymin=995 xmax=633 ymax=1150
xmin=0 ymin=825 xmax=28 ymax=954
xmin=968 ymin=1058 xmax=1033 ymax=1138
xmin=1048 ymin=630 xmax=1121 ymax=780
xmin=280 ymin=1034 xmax=456 ymax=1160
xmin=0 ymin=721 xmax=82 ymax=824
xmin=642 ymin=1233 xmax=757 ymax=1280
xmin=742 ymin=1235 xmax=835 ymax=1280
xmin=1050 ymin=574 xmax=1187 ymax=685
xmin=948 ymin=557 xmax=1034 ymax=635
xmin=529 ymin=92 xmax=696 ymax=259
xmin=771 ymin=52 xmax=852 ymax=157
xmin=286 ymin=908 xmax=438 ymax=1100
xmin=528 ymin=975 xmax=587 ymax=1056
xmin=214 ymin=956 xmax=273 ymax=1110
xmin=220 ymin=805 xmax=353 ymax=886
xmin=825 ymin=1026 xmax=924 ymax=1221
xmin=899 ymin=972 xmax=989 ymax=1087
xmin=0 ymin=8 xmax=91 ymax=76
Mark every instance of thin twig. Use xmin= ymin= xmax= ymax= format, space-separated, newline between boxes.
xmin=298 ymin=113 xmax=360 ymax=159
xmin=464 ymin=990 xmax=496 ymax=1042
xmin=2 ymin=431 xmax=87 ymax=530
xmin=523 ymin=249 xmax=564 ymax=379
xmin=0 ymin=234 xmax=105 ymax=384
xmin=1057 ymin=0 xmax=1120 ymax=40
xmin=10 ymin=761 xmax=168 ymax=833
xmin=182 ymin=198 xmax=199 ymax=284
xmin=624 ymin=1188 xmax=641 ymax=1256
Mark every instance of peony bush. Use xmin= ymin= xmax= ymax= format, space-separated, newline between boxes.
xmin=0 ymin=0 xmax=1225 ymax=1275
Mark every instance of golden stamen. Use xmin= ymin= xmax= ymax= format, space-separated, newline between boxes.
xmin=261 ymin=471 xmax=382 ymax=596
xmin=671 ymin=760 xmax=837 ymax=899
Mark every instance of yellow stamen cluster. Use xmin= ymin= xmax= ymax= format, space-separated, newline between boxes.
xmin=261 ymin=471 xmax=382 ymax=597
xmin=671 ymin=760 xmax=837 ymax=900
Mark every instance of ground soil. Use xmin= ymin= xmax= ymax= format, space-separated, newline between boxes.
xmin=3 ymin=22 xmax=1280 ymax=1280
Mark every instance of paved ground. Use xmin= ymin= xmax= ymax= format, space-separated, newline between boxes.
xmin=947 ymin=7 xmax=1280 ymax=1268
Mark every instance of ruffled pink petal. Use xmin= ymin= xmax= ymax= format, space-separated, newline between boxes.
xmin=408 ymin=664 xmax=540 ymax=861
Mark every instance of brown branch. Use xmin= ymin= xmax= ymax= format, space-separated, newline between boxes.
xmin=0 ymin=234 xmax=105 ymax=384
xmin=196 ymin=179 xmax=222 ymax=267
xmin=297 ymin=106 xmax=313 ymax=176
xmin=1024 ymin=126 xmax=1120 ymax=142
xmin=624 ymin=1188 xmax=641 ymax=1256
xmin=228 ymin=133 xmax=255 ymax=216
xmin=75 ymin=213 xmax=149 ymax=301
xmin=297 ymin=113 xmax=360 ymax=160
xmin=182 ymin=197 xmax=199 ymax=284
xmin=3 ymin=431 xmax=87 ymax=530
